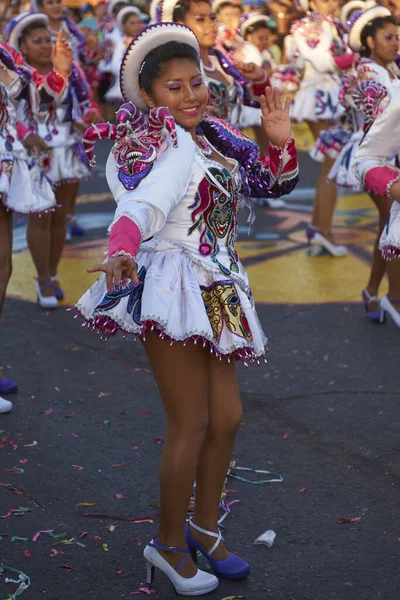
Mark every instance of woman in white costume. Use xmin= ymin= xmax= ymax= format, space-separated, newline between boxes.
xmin=239 ymin=13 xmax=277 ymax=69
xmin=103 ymin=6 xmax=143 ymax=104
xmin=0 ymin=28 xmax=72 ymax=411
xmin=289 ymin=0 xmax=356 ymax=256
xmin=352 ymin=10 xmax=400 ymax=326
xmin=76 ymin=22 xmax=299 ymax=596
xmin=7 ymin=13 xmax=100 ymax=304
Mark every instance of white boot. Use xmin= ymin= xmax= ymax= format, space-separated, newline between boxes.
xmin=0 ymin=396 xmax=12 ymax=414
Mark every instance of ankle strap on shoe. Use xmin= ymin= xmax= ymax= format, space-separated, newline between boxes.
xmin=149 ymin=538 xmax=190 ymax=572
xmin=189 ymin=519 xmax=222 ymax=556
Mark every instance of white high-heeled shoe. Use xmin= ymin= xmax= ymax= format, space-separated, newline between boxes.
xmin=380 ymin=295 xmax=400 ymax=327
xmin=36 ymin=281 xmax=58 ymax=310
xmin=144 ymin=538 xmax=219 ymax=596
xmin=0 ymin=396 xmax=12 ymax=414
xmin=311 ymin=232 xmax=347 ymax=257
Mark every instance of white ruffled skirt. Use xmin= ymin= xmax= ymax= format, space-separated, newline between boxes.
xmin=291 ymin=74 xmax=344 ymax=123
xmin=75 ymin=244 xmax=268 ymax=365
xmin=327 ymin=129 xmax=364 ymax=191
xmin=380 ymin=201 xmax=400 ymax=260
xmin=0 ymin=144 xmax=56 ymax=214
xmin=38 ymin=123 xmax=90 ymax=187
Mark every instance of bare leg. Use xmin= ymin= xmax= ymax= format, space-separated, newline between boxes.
xmin=64 ymin=181 xmax=80 ymax=228
xmin=49 ymin=183 xmax=76 ymax=281
xmin=27 ymin=212 xmax=55 ymax=298
xmin=364 ymin=193 xmax=389 ymax=310
xmin=307 ymin=120 xmax=339 ymax=241
xmin=0 ymin=202 xmax=13 ymax=315
xmin=192 ymin=356 xmax=243 ymax=560
xmin=143 ymin=334 xmax=210 ymax=578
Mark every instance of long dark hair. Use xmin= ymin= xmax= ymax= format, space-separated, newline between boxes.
xmin=360 ymin=15 xmax=397 ymax=58
xmin=138 ymin=41 xmax=200 ymax=95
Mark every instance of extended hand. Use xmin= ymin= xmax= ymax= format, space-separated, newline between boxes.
xmin=87 ymin=255 xmax=139 ymax=292
xmin=260 ymin=86 xmax=292 ymax=148
xmin=236 ymin=61 xmax=266 ymax=83
xmin=51 ymin=31 xmax=73 ymax=78
xmin=24 ymin=133 xmax=48 ymax=152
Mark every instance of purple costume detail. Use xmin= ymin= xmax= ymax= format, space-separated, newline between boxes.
xmin=211 ymin=48 xmax=257 ymax=108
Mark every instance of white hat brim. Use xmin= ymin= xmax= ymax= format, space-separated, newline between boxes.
xmin=348 ymin=6 xmax=391 ymax=51
xmin=120 ymin=22 xmax=200 ymax=111
xmin=160 ymin=0 xmax=181 ymax=22
xmin=339 ymin=0 xmax=366 ymax=27
xmin=149 ymin=0 xmax=163 ymax=22
xmin=116 ymin=6 xmax=142 ymax=28
xmin=7 ymin=12 xmax=49 ymax=51
xmin=240 ymin=14 xmax=270 ymax=38
xmin=213 ymin=0 xmax=240 ymax=13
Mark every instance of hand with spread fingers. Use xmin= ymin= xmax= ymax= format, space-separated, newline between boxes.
xmin=260 ymin=86 xmax=292 ymax=148
xmin=51 ymin=31 xmax=73 ymax=78
xmin=87 ymin=255 xmax=139 ymax=293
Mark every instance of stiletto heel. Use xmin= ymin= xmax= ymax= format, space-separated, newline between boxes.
xmin=185 ymin=519 xmax=250 ymax=580
xmin=380 ymin=295 xmax=400 ymax=327
xmin=143 ymin=537 xmax=218 ymax=596
xmin=146 ymin=559 xmax=155 ymax=584
xmin=362 ymin=288 xmax=382 ymax=323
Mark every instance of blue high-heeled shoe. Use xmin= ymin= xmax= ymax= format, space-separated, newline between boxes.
xmin=185 ymin=518 xmax=250 ymax=580
xmin=0 ymin=378 xmax=18 ymax=394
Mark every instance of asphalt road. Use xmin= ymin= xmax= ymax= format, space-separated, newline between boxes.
xmin=1 ymin=141 xmax=399 ymax=600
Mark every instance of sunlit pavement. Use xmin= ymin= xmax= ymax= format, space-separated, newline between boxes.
xmin=1 ymin=135 xmax=399 ymax=600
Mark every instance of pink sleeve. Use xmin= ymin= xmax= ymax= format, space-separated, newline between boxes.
xmin=334 ymin=54 xmax=356 ymax=70
xmin=364 ymin=165 xmax=400 ymax=199
xmin=108 ymin=216 xmax=142 ymax=260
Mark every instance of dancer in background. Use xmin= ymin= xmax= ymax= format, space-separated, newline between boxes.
xmin=6 ymin=12 xmax=98 ymax=305
xmin=76 ymin=21 xmax=298 ymax=597
xmin=351 ymin=8 xmax=400 ymax=325
xmin=288 ymin=0 xmax=355 ymax=257
xmin=102 ymin=5 xmax=143 ymax=105
xmin=0 ymin=26 xmax=72 ymax=410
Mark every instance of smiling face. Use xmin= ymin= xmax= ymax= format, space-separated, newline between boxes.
xmin=123 ymin=14 xmax=142 ymax=37
xmin=19 ymin=26 xmax=52 ymax=69
xmin=141 ymin=57 xmax=208 ymax=137
xmin=180 ymin=1 xmax=218 ymax=49
xmin=368 ymin=22 xmax=399 ymax=65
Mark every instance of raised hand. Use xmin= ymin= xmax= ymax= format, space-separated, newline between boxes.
xmin=51 ymin=31 xmax=73 ymax=78
xmin=260 ymin=86 xmax=292 ymax=148
xmin=87 ymin=255 xmax=139 ymax=293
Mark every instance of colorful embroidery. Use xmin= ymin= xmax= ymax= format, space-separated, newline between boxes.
xmin=93 ymin=266 xmax=146 ymax=325
xmin=189 ymin=165 xmax=240 ymax=276
xmin=201 ymin=280 xmax=253 ymax=344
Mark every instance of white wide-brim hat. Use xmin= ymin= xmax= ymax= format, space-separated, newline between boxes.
xmin=240 ymin=14 xmax=270 ymax=38
xmin=149 ymin=0 xmax=163 ymax=22
xmin=348 ymin=5 xmax=391 ymax=51
xmin=120 ymin=22 xmax=200 ymax=111
xmin=339 ymin=0 xmax=367 ymax=27
xmin=116 ymin=5 xmax=141 ymax=28
xmin=6 ymin=11 xmax=49 ymax=51
xmin=160 ymin=0 xmax=181 ymax=22
xmin=107 ymin=0 xmax=129 ymax=17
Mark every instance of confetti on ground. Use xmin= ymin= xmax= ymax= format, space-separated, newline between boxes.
xmin=130 ymin=588 xmax=155 ymax=596
xmin=32 ymin=529 xmax=54 ymax=542
xmin=114 ymin=494 xmax=123 ymax=500
xmin=70 ymin=433 xmax=80 ymax=438
xmin=111 ymin=463 xmax=126 ymax=468
xmin=221 ymin=596 xmax=245 ymax=599
xmin=23 ymin=441 xmax=37 ymax=448
xmin=0 ymin=565 xmax=31 ymax=597
xmin=134 ymin=368 xmax=151 ymax=373
xmin=228 ymin=464 xmax=283 ymax=484
xmin=72 ymin=465 xmax=84 ymax=471
xmin=57 ymin=564 xmax=74 ymax=572
xmin=102 ymin=543 xmax=110 ymax=552
xmin=11 ymin=536 xmax=29 ymax=542
xmin=254 ymin=530 xmax=276 ymax=548
xmin=337 ymin=517 xmax=361 ymax=524
xmin=23 ymin=550 xmax=31 ymax=558
xmin=298 ymin=488 xmax=307 ymax=494
xmin=282 ymin=433 xmax=288 ymax=440
xmin=41 ymin=409 xmax=54 ymax=416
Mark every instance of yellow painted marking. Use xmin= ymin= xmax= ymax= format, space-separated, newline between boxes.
xmin=8 ymin=191 xmax=388 ymax=305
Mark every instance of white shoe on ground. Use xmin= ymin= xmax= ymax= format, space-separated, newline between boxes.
xmin=0 ymin=396 xmax=12 ymax=413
